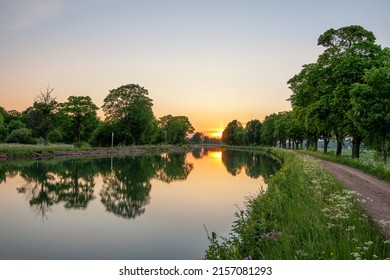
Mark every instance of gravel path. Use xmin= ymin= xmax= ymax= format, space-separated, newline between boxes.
xmin=316 ymin=159 xmax=390 ymax=238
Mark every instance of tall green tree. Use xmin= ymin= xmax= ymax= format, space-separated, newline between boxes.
xmin=245 ymin=119 xmax=262 ymax=146
xmin=102 ymin=84 xmax=155 ymax=145
xmin=289 ymin=25 xmax=383 ymax=156
xmin=350 ymin=59 xmax=390 ymax=161
xmin=260 ymin=114 xmax=278 ymax=147
xmin=222 ymin=120 xmax=245 ymax=146
xmin=159 ymin=115 xmax=195 ymax=144
xmin=59 ymin=96 xmax=99 ymax=143
xmin=0 ymin=112 xmax=6 ymax=142
xmin=33 ymin=86 xmax=58 ymax=146
xmin=317 ymin=25 xmax=382 ymax=157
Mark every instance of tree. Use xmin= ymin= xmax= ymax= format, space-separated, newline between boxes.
xmin=102 ymin=84 xmax=155 ymax=145
xmin=190 ymin=132 xmax=204 ymax=144
xmin=33 ymin=86 xmax=58 ymax=146
xmin=288 ymin=25 xmax=383 ymax=156
xmin=350 ymin=60 xmax=390 ymax=161
xmin=159 ymin=115 xmax=195 ymax=144
xmin=0 ymin=112 xmax=6 ymax=142
xmin=7 ymin=119 xmax=26 ymax=132
xmin=222 ymin=120 xmax=245 ymax=146
xmin=59 ymin=96 xmax=99 ymax=143
xmin=260 ymin=114 xmax=278 ymax=147
xmin=288 ymin=63 xmax=322 ymax=151
xmin=317 ymin=25 xmax=382 ymax=158
xmin=245 ymin=119 xmax=262 ymax=146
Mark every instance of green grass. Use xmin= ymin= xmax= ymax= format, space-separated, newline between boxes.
xmin=298 ymin=149 xmax=390 ymax=183
xmin=0 ymin=143 xmax=198 ymax=160
xmin=204 ymin=148 xmax=390 ymax=260
xmin=0 ymin=143 xmax=75 ymax=156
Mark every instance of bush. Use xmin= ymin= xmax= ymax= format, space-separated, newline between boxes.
xmin=5 ymin=128 xmax=37 ymax=144
xmin=74 ymin=141 xmax=91 ymax=149
xmin=48 ymin=128 xmax=64 ymax=143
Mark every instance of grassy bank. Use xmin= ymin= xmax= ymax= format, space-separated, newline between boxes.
xmin=205 ymin=148 xmax=390 ymax=260
xmin=0 ymin=143 xmax=197 ymax=160
xmin=298 ymin=150 xmax=390 ymax=183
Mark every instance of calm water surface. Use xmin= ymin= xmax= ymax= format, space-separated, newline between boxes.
xmin=0 ymin=148 xmax=280 ymax=259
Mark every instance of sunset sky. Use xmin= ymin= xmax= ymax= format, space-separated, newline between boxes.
xmin=1 ymin=0 xmax=390 ymax=136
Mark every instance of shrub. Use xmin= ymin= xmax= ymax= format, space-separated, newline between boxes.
xmin=5 ymin=128 xmax=37 ymax=144
xmin=74 ymin=141 xmax=91 ymax=149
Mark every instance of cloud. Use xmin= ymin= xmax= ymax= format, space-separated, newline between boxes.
xmin=0 ymin=0 xmax=66 ymax=31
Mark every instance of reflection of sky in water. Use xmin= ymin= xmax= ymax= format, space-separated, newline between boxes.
xmin=0 ymin=149 xmax=279 ymax=259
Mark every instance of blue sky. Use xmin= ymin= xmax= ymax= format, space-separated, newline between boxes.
xmin=1 ymin=0 xmax=389 ymax=135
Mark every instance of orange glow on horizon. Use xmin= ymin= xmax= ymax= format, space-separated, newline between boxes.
xmin=209 ymin=130 xmax=223 ymax=138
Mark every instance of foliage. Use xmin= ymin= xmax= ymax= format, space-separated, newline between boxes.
xmin=350 ymin=57 xmax=390 ymax=161
xmin=59 ymin=95 xmax=99 ymax=143
xmin=287 ymin=25 xmax=386 ymax=158
xmin=159 ymin=115 xmax=195 ymax=144
xmin=260 ymin=114 xmax=278 ymax=146
xmin=102 ymin=84 xmax=155 ymax=145
xmin=7 ymin=119 xmax=26 ymax=132
xmin=245 ymin=119 xmax=262 ymax=145
xmin=190 ymin=132 xmax=204 ymax=144
xmin=221 ymin=120 xmax=245 ymax=146
xmin=205 ymin=148 xmax=390 ymax=260
xmin=5 ymin=128 xmax=37 ymax=144
xmin=90 ymin=122 xmax=116 ymax=147
xmin=0 ymin=112 xmax=6 ymax=142
xmin=33 ymin=86 xmax=58 ymax=146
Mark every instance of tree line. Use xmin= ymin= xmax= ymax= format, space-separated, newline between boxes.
xmin=0 ymin=84 xmax=214 ymax=147
xmin=221 ymin=25 xmax=390 ymax=162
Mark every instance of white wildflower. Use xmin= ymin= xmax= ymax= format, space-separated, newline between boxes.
xmin=364 ymin=241 xmax=374 ymax=246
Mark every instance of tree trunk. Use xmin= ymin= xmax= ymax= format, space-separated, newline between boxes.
xmin=336 ymin=140 xmax=342 ymax=156
xmin=306 ymin=140 xmax=310 ymax=150
xmin=288 ymin=139 xmax=291 ymax=149
xmin=323 ymin=138 xmax=329 ymax=154
xmin=351 ymin=136 xmax=361 ymax=159
xmin=334 ymin=131 xmax=343 ymax=156
xmin=382 ymin=134 xmax=387 ymax=162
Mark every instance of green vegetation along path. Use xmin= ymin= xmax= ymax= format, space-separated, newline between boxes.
xmin=317 ymin=159 xmax=390 ymax=238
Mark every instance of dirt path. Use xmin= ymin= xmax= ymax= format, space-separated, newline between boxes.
xmin=315 ymin=159 xmax=390 ymax=238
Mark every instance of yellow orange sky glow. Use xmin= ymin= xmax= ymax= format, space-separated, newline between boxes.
xmin=1 ymin=1 xmax=389 ymax=136
xmin=210 ymin=130 xmax=223 ymax=138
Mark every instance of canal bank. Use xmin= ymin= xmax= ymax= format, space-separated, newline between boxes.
xmin=205 ymin=148 xmax=390 ymax=260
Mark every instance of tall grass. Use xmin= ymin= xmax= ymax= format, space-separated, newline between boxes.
xmin=0 ymin=143 xmax=75 ymax=156
xmin=204 ymin=148 xmax=390 ymax=259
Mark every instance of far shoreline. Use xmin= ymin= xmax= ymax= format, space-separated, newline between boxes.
xmin=0 ymin=144 xmax=223 ymax=161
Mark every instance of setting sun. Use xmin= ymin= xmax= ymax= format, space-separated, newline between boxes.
xmin=210 ymin=130 xmax=223 ymax=138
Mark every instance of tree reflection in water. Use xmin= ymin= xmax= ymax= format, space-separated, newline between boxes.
xmin=11 ymin=149 xmax=279 ymax=221
xmin=221 ymin=149 xmax=281 ymax=183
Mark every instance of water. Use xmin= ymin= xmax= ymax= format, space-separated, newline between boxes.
xmin=0 ymin=148 xmax=280 ymax=259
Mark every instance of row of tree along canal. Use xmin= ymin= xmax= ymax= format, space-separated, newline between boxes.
xmin=0 ymin=84 xmax=219 ymax=148
xmin=221 ymin=25 xmax=390 ymax=162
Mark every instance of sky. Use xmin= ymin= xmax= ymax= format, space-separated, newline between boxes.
xmin=1 ymin=0 xmax=390 ymax=137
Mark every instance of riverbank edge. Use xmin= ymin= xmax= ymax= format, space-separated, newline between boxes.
xmin=204 ymin=147 xmax=390 ymax=260
xmin=0 ymin=144 xmax=222 ymax=161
